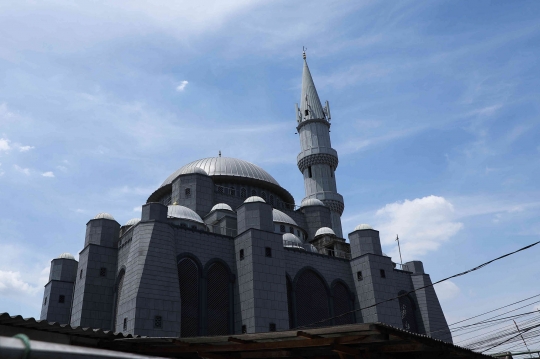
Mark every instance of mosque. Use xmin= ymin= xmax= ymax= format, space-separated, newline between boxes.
xmin=39 ymin=53 xmax=452 ymax=343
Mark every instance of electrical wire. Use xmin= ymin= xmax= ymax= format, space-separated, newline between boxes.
xmin=296 ymin=240 xmax=540 ymax=329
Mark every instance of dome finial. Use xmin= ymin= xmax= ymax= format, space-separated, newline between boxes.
xmin=302 ymin=46 xmax=307 ymax=60
xmin=219 ymin=150 xmax=221 ymax=157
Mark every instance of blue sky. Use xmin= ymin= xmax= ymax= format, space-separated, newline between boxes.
xmin=1 ymin=0 xmax=539 ymax=340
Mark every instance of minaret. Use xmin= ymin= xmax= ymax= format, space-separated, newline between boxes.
xmin=296 ymin=50 xmax=344 ymax=238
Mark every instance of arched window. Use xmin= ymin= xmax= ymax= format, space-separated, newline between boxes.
xmin=332 ymin=282 xmax=354 ymax=325
xmin=207 ymin=262 xmax=230 ymax=335
xmin=295 ymin=269 xmax=329 ymax=328
xmin=113 ymin=270 xmax=125 ymax=331
xmin=178 ymin=258 xmax=200 ymax=337
xmin=261 ymin=192 xmax=267 ymax=201
xmin=240 ymin=188 xmax=247 ymax=198
xmin=286 ymin=276 xmax=294 ymax=329
xmin=289 ymin=226 xmax=294 ymax=234
xmin=185 ymin=188 xmax=191 ymax=198
xmin=269 ymin=195 xmax=274 ymax=206
xmin=398 ymin=291 xmax=418 ymax=333
xmin=280 ymin=225 xmax=286 ymax=233
xmin=251 ymin=189 xmax=257 ymax=196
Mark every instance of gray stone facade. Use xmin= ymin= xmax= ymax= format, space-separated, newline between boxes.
xmin=39 ymin=55 xmax=452 ymax=343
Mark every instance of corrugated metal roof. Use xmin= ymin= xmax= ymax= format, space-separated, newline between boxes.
xmin=0 ymin=313 xmax=137 ymax=340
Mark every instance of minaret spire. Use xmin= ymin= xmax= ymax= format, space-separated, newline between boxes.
xmin=300 ymin=49 xmax=325 ymax=122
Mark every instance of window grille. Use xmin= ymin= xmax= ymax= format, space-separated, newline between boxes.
xmin=240 ymin=188 xmax=247 ymax=198
xmin=154 ymin=315 xmax=162 ymax=328
xmin=280 ymin=225 xmax=285 ymax=233
xmin=398 ymin=291 xmax=418 ymax=333
xmin=113 ymin=271 xmax=125 ymax=331
xmin=230 ymin=188 xmax=236 ymax=196
xmin=185 ymin=188 xmax=191 ymax=198
xmin=289 ymin=226 xmax=294 ymax=234
xmin=43 ymin=297 xmax=47 ymax=305
xmin=380 ymin=269 xmax=386 ymax=278
xmin=123 ymin=318 xmax=127 ymax=331
xmin=357 ymin=271 xmax=363 ymax=281
xmin=295 ymin=270 xmax=329 ymax=328
xmin=207 ymin=262 xmax=230 ymax=335
xmin=265 ymin=247 xmax=272 ymax=258
xmin=217 ymin=186 xmax=224 ymax=194
xmin=100 ymin=267 xmax=107 ymax=277
xmin=178 ymin=258 xmax=200 ymax=337
xmin=239 ymin=249 xmax=244 ymax=260
xmin=270 ymin=195 xmax=274 ymax=206
xmin=261 ymin=192 xmax=267 ymax=201
xmin=251 ymin=189 xmax=257 ymax=196
xmin=242 ymin=325 xmax=247 ymax=334
xmin=269 ymin=323 xmax=276 ymax=332
xmin=333 ymin=283 xmax=354 ymax=325
xmin=58 ymin=295 xmax=65 ymax=303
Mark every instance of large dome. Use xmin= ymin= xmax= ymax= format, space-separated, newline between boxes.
xmin=161 ymin=157 xmax=279 ymax=188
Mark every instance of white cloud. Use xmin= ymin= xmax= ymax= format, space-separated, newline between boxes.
xmin=434 ymin=280 xmax=461 ymax=302
xmin=56 ymin=165 xmax=68 ymax=172
xmin=133 ymin=206 xmax=142 ymax=212
xmin=41 ymin=171 xmax=55 ymax=178
xmin=17 ymin=145 xmax=34 ymax=152
xmin=0 ymin=270 xmax=40 ymax=297
xmin=375 ymin=195 xmax=463 ymax=260
xmin=0 ymin=138 xmax=10 ymax=152
xmin=176 ymin=80 xmax=189 ymax=92
xmin=13 ymin=164 xmax=30 ymax=175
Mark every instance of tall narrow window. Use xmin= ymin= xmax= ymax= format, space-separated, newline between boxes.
xmin=332 ymin=282 xmax=354 ymax=325
xmin=295 ymin=270 xmax=329 ymax=328
xmin=154 ymin=316 xmax=162 ymax=328
xmin=113 ymin=270 xmax=125 ymax=331
xmin=178 ymin=258 xmax=200 ymax=337
xmin=59 ymin=295 xmax=65 ymax=303
xmin=261 ymin=192 xmax=267 ymax=201
xmin=398 ymin=291 xmax=418 ymax=333
xmin=251 ymin=189 xmax=257 ymax=196
xmin=207 ymin=262 xmax=230 ymax=335
xmin=286 ymin=276 xmax=294 ymax=329
xmin=308 ymin=166 xmax=312 ymax=178
xmin=80 ymin=269 xmax=83 ymax=279
xmin=269 ymin=195 xmax=274 ymax=206
xmin=289 ymin=226 xmax=294 ymax=234
xmin=239 ymin=249 xmax=245 ymax=260
xmin=380 ymin=269 xmax=386 ymax=278
xmin=43 ymin=297 xmax=47 ymax=306
xmin=240 ymin=188 xmax=247 ymax=198
xmin=280 ymin=225 xmax=286 ymax=233
xmin=185 ymin=188 xmax=191 ymax=198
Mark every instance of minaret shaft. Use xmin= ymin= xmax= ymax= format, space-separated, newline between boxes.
xmin=296 ymin=57 xmax=344 ymax=238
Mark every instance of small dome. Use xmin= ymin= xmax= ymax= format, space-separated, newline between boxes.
xmin=94 ymin=213 xmax=115 ymax=220
xmin=211 ymin=203 xmax=233 ymax=212
xmin=300 ymin=198 xmax=325 ymax=207
xmin=167 ymin=205 xmax=204 ymax=224
xmin=283 ymin=233 xmax=304 ymax=249
xmin=272 ymin=209 xmax=298 ymax=226
xmin=354 ymin=224 xmax=373 ymax=231
xmin=315 ymin=227 xmax=335 ymax=237
xmin=244 ymin=196 xmax=265 ymax=204
xmin=304 ymin=244 xmax=319 ymax=253
xmin=125 ymin=218 xmax=141 ymax=226
xmin=58 ymin=253 xmax=75 ymax=260
xmin=188 ymin=167 xmax=208 ymax=175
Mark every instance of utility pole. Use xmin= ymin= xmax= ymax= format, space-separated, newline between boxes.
xmin=396 ymin=235 xmax=403 ymax=268
xmin=513 ymin=319 xmax=533 ymax=358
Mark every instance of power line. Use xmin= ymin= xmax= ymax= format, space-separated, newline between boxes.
xmin=296 ymin=239 xmax=540 ymax=329
xmin=449 ymin=293 xmax=540 ymax=327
